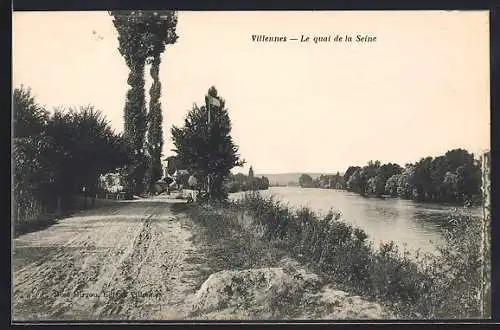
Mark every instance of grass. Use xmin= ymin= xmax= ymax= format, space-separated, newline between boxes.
xmin=185 ymin=202 xmax=289 ymax=273
xmin=187 ymin=191 xmax=489 ymax=319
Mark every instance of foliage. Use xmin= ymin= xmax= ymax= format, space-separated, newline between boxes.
xmin=298 ymin=174 xmax=314 ymax=188
xmin=165 ymin=155 xmax=186 ymax=175
xmin=13 ymin=87 xmax=61 ymax=226
xmin=171 ymin=86 xmax=245 ymax=201
xmin=13 ymin=87 xmax=131 ymax=230
xmin=299 ymin=173 xmax=344 ymax=189
xmin=343 ymin=166 xmax=361 ymax=189
xmin=224 ymin=192 xmax=487 ymax=318
xmin=13 ymin=85 xmax=50 ymax=138
xmin=342 ymin=149 xmax=482 ymax=205
xmin=226 ymin=173 xmax=270 ymax=193
xmin=144 ymin=11 xmax=179 ymax=191
xmin=384 ymin=174 xmax=400 ymax=197
xmin=409 ymin=206 xmax=488 ymax=318
xmin=109 ymin=10 xmax=179 ymax=195
xmin=366 ymin=175 xmax=385 ymax=196
xmin=46 ymin=106 xmax=132 ymax=195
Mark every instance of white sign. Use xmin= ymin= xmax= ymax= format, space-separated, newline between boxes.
xmin=207 ymin=94 xmax=221 ymax=108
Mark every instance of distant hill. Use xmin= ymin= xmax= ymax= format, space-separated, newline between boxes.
xmin=256 ymin=173 xmax=342 ymax=187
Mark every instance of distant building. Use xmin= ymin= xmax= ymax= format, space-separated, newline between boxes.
xmin=164 ymin=155 xmax=187 ymax=176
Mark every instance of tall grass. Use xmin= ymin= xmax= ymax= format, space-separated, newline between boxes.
xmin=190 ymin=192 xmax=488 ymax=319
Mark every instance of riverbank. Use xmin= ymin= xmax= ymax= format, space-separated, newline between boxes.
xmin=187 ymin=192 xmax=488 ymax=319
xmin=176 ymin=202 xmax=395 ymax=319
xmin=297 ymin=186 xmax=482 ymax=208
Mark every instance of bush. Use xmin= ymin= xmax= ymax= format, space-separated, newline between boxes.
xmin=200 ymin=191 xmax=487 ymax=319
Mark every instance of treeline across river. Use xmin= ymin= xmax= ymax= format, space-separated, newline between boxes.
xmin=299 ymin=148 xmax=484 ymax=205
xmin=226 ymin=167 xmax=270 ymax=193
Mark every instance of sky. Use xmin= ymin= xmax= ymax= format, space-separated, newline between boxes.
xmin=12 ymin=11 xmax=490 ymax=174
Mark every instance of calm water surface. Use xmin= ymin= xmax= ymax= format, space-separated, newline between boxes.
xmin=231 ymin=186 xmax=481 ymax=255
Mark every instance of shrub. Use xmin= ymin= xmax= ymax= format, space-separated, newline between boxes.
xmin=200 ymin=191 xmax=486 ymax=319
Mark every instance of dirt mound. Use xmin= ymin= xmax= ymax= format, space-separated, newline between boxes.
xmin=302 ymin=284 xmax=392 ymax=319
xmin=190 ymin=259 xmax=392 ymax=320
xmin=190 ymin=264 xmax=321 ymax=319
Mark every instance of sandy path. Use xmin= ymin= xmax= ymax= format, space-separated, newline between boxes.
xmin=12 ymin=196 xmax=208 ymax=321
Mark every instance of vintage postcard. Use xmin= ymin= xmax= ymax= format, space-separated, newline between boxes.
xmin=12 ymin=10 xmax=491 ymax=321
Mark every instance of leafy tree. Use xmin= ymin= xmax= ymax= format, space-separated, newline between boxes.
xmin=249 ymin=166 xmax=254 ymax=178
xmin=366 ymin=175 xmax=385 ymax=196
xmin=13 ymin=87 xmax=131 ymax=226
xmin=411 ymin=157 xmax=435 ymax=201
xmin=397 ymin=165 xmax=415 ymax=199
xmin=165 ymin=155 xmax=186 ymax=175
xmin=350 ymin=161 xmax=380 ymax=196
xmin=385 ymin=174 xmax=400 ymax=197
xmin=299 ymin=174 xmax=314 ymax=188
xmin=442 ymin=171 xmax=459 ymax=201
xmin=342 ymin=149 xmax=481 ymax=204
xmin=376 ymin=163 xmax=402 ymax=183
xmin=346 ymin=169 xmax=361 ymax=193
xmin=332 ymin=171 xmax=344 ymax=189
xmin=13 ymin=87 xmax=59 ymax=219
xmin=260 ymin=176 xmax=270 ymax=189
xmin=13 ymin=85 xmax=49 ymax=138
xmin=171 ymin=86 xmax=245 ymax=201
xmin=226 ymin=173 xmax=269 ymax=193
xmin=430 ymin=156 xmax=449 ymax=201
xmin=233 ymin=173 xmax=247 ymax=183
xmin=343 ymin=166 xmax=361 ymax=189
xmin=46 ymin=106 xmax=132 ymax=203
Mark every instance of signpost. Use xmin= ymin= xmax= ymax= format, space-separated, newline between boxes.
xmin=206 ymin=94 xmax=221 ymax=197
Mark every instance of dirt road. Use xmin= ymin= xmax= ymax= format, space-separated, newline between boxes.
xmin=12 ymin=196 xmax=211 ymax=321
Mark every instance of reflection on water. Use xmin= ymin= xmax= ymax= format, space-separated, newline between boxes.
xmin=231 ymin=187 xmax=481 ymax=255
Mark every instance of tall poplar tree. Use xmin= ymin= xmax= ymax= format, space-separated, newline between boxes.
xmin=143 ymin=11 xmax=178 ymax=192
xmin=109 ymin=11 xmax=152 ymax=195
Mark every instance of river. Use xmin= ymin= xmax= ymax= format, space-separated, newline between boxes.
xmin=231 ymin=186 xmax=481 ymax=255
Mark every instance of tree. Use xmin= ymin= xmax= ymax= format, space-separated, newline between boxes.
xmin=171 ymin=86 xmax=245 ymax=201
xmin=442 ymin=171 xmax=459 ymax=202
xmin=13 ymin=87 xmax=56 ymax=219
xmin=13 ymin=85 xmax=49 ymax=138
xmin=397 ymin=165 xmax=415 ymax=199
xmin=143 ymin=11 xmax=179 ymax=192
xmin=299 ymin=174 xmax=314 ymax=188
xmin=385 ymin=174 xmax=400 ymax=197
xmin=376 ymin=163 xmax=402 ymax=184
xmin=249 ymin=166 xmax=254 ymax=178
xmin=343 ymin=166 xmax=361 ymax=189
xmin=430 ymin=156 xmax=449 ymax=201
xmin=46 ymin=106 xmax=132 ymax=204
xmin=366 ymin=175 xmax=385 ymax=196
xmin=260 ymin=176 xmax=270 ymax=190
xmin=110 ymin=11 xmax=152 ymax=195
xmin=13 ymin=87 xmax=131 ymax=224
xmin=346 ymin=169 xmax=360 ymax=192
